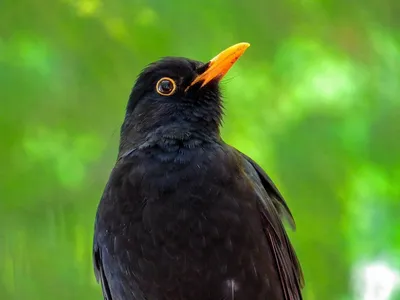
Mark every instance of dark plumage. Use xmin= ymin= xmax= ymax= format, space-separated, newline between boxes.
xmin=93 ymin=43 xmax=304 ymax=300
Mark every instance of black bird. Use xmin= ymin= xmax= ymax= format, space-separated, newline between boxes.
xmin=93 ymin=43 xmax=304 ymax=300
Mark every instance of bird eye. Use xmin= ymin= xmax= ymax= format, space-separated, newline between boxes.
xmin=156 ymin=77 xmax=176 ymax=96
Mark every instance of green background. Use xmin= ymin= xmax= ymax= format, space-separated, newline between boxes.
xmin=1 ymin=0 xmax=400 ymax=299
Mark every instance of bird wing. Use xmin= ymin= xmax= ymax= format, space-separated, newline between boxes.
xmin=93 ymin=241 xmax=113 ymax=300
xmin=237 ymin=150 xmax=304 ymax=300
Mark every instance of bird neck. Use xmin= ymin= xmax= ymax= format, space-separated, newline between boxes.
xmin=118 ymin=100 xmax=224 ymax=157
xmin=118 ymin=120 xmax=221 ymax=157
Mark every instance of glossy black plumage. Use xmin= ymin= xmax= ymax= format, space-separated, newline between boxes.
xmin=93 ymin=52 xmax=304 ymax=300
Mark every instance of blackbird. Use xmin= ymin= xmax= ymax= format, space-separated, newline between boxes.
xmin=93 ymin=43 xmax=304 ymax=300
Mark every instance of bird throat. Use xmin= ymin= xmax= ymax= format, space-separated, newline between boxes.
xmin=118 ymin=120 xmax=221 ymax=163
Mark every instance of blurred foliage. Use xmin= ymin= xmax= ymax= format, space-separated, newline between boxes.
xmin=1 ymin=0 xmax=400 ymax=299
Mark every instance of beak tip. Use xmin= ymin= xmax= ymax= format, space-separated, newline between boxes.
xmin=233 ymin=42 xmax=250 ymax=56
xmin=189 ymin=42 xmax=251 ymax=88
xmin=236 ymin=42 xmax=251 ymax=52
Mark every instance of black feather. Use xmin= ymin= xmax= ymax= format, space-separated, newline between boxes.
xmin=93 ymin=56 xmax=304 ymax=300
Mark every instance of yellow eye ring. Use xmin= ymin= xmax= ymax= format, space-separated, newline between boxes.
xmin=156 ymin=77 xmax=177 ymax=96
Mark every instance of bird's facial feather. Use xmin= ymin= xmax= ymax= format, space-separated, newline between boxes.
xmin=120 ymin=57 xmax=223 ymax=148
xmin=126 ymin=57 xmax=219 ymax=113
xmin=119 ymin=43 xmax=249 ymax=152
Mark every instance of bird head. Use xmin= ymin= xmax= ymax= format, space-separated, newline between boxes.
xmin=120 ymin=42 xmax=250 ymax=152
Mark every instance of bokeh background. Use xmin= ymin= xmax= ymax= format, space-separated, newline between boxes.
xmin=1 ymin=0 xmax=400 ymax=299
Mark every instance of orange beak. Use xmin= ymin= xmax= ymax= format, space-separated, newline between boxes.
xmin=188 ymin=42 xmax=250 ymax=89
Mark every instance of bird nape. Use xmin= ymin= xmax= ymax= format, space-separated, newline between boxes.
xmin=93 ymin=43 xmax=304 ymax=300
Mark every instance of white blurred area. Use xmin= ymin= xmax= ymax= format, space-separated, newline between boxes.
xmin=353 ymin=261 xmax=400 ymax=300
